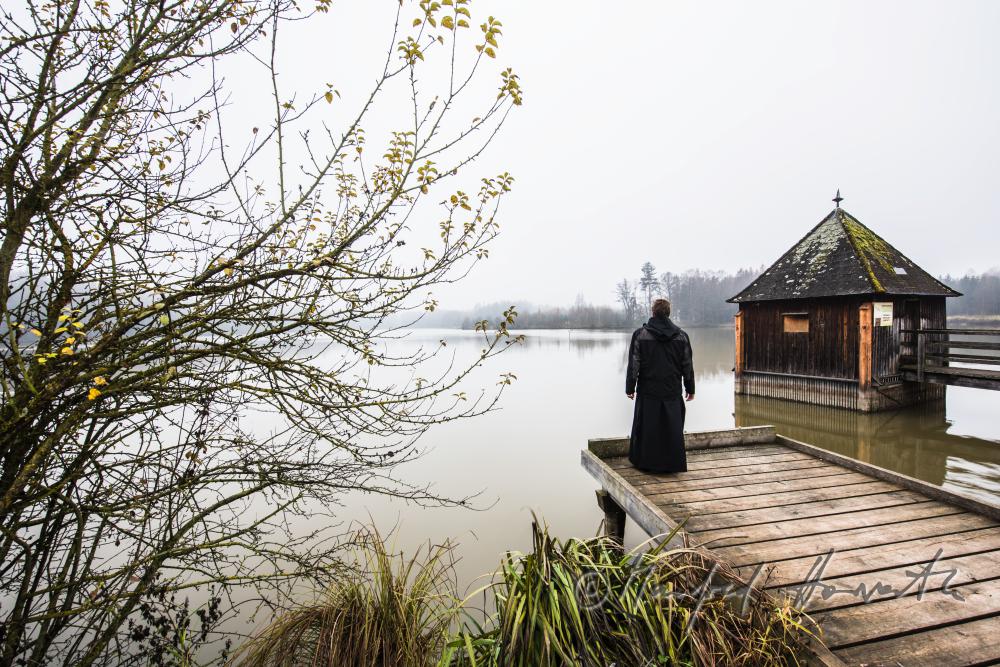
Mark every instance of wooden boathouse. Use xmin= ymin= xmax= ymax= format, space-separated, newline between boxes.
xmin=729 ymin=197 xmax=962 ymax=411
xmin=583 ymin=427 xmax=1000 ymax=666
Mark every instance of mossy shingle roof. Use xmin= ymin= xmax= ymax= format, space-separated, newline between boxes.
xmin=728 ymin=208 xmax=961 ymax=303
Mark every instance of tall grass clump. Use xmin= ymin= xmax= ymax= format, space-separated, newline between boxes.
xmin=446 ymin=521 xmax=813 ymax=667
xmin=234 ymin=522 xmax=815 ymax=667
xmin=230 ymin=527 xmax=462 ymax=667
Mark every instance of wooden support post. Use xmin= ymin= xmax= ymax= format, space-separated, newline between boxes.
xmin=734 ymin=310 xmax=744 ymax=378
xmin=858 ymin=303 xmax=873 ymax=389
xmin=917 ymin=329 xmax=925 ymax=384
xmin=858 ymin=303 xmax=873 ymax=412
xmin=595 ymin=489 xmax=626 ymax=545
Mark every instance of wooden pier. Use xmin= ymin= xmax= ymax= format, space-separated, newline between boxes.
xmin=901 ymin=328 xmax=1000 ymax=391
xmin=582 ymin=426 xmax=1000 ymax=666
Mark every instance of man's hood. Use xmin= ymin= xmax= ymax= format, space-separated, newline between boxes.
xmin=644 ymin=316 xmax=680 ymax=340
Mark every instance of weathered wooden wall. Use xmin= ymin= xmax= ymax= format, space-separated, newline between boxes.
xmin=739 ymin=297 xmax=861 ymax=379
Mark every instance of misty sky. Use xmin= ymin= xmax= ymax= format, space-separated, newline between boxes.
xmin=430 ymin=0 xmax=1000 ymax=305
xmin=296 ymin=1 xmax=1000 ymax=309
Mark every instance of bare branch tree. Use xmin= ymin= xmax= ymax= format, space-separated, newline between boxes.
xmin=615 ymin=279 xmax=638 ymax=326
xmin=0 ymin=0 xmax=523 ymax=663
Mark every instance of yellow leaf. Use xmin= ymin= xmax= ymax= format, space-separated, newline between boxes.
xmin=441 ymin=15 xmax=454 ymax=29
xmin=61 ymin=347 xmax=74 ymax=356
xmin=65 ymin=337 xmax=76 ymax=345
xmin=88 ymin=388 xmax=102 ymax=400
xmin=94 ymin=376 xmax=107 ymax=386
xmin=223 ymin=267 xmax=234 ymax=277
xmin=159 ymin=314 xmax=169 ymax=325
xmin=324 ymin=91 xmax=333 ymax=104
xmin=484 ymin=46 xmax=496 ymax=58
xmin=72 ymin=321 xmax=85 ymax=328
xmin=30 ymin=328 xmax=42 ymax=336
xmin=36 ymin=357 xmax=47 ymax=365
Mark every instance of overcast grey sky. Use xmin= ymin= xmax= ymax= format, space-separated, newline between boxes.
xmin=301 ymin=1 xmax=1000 ymax=309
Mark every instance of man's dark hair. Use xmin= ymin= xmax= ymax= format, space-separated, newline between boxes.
xmin=651 ymin=298 xmax=671 ymax=319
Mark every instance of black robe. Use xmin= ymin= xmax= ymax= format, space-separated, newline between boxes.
xmin=625 ymin=317 xmax=695 ymax=473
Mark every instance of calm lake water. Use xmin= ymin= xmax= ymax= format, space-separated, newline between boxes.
xmin=332 ymin=327 xmax=1000 ymax=596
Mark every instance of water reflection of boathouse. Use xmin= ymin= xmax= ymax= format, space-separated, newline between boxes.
xmin=735 ymin=396 xmax=1000 ymax=504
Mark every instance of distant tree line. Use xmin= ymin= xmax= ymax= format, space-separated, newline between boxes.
xmin=453 ymin=266 xmax=762 ymax=330
xmin=459 ymin=299 xmax=633 ymax=329
xmin=616 ymin=264 xmax=763 ymax=327
xmin=942 ymin=272 xmax=1000 ymax=317
xmin=432 ymin=269 xmax=1000 ymax=332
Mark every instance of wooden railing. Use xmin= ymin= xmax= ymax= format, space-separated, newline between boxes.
xmin=901 ymin=328 xmax=1000 ymax=382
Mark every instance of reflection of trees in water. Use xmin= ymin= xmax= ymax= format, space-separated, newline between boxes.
xmin=735 ymin=396 xmax=1000 ymax=505
xmin=408 ymin=326 xmax=738 ymax=369
xmin=518 ymin=331 xmax=622 ymax=356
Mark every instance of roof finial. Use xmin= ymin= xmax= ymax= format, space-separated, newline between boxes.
xmin=833 ymin=189 xmax=843 ymax=208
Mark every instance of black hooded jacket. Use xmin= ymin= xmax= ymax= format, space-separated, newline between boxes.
xmin=625 ymin=316 xmax=695 ymax=398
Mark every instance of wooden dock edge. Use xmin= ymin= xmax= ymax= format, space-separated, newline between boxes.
xmin=587 ymin=425 xmax=777 ymax=458
xmin=580 ymin=449 xmax=686 ymax=550
xmin=775 ymin=434 xmax=1000 ymax=521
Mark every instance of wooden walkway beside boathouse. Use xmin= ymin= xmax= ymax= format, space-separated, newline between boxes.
xmin=582 ymin=426 xmax=1000 ymax=666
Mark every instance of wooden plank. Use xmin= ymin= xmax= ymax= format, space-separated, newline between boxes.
xmin=616 ymin=457 xmax=831 ymax=485
xmin=609 ymin=452 xmax=814 ymax=473
xmin=676 ymin=489 xmax=928 ymax=533
xmin=771 ymin=549 xmax=1000 ymax=613
xmin=605 ymin=447 xmax=799 ymax=470
xmin=834 ymin=615 xmax=1000 ymax=666
xmin=815 ymin=577 xmax=1000 ymax=649
xmin=714 ymin=513 xmax=998 ymax=567
xmin=689 ymin=502 xmax=961 ymax=548
xmin=901 ymin=364 xmax=1000 ymax=378
xmin=902 ymin=328 xmax=1000 ymax=335
xmin=586 ymin=426 xmax=776 ymax=458
xmin=667 ymin=480 xmax=903 ymax=515
xmin=902 ymin=369 xmax=1000 ymax=391
xmin=684 ymin=452 xmax=815 ymax=471
xmin=683 ymin=445 xmax=791 ymax=462
xmin=925 ymin=352 xmax=1000 ymax=366
xmin=618 ymin=463 xmax=842 ymax=491
xmin=642 ymin=471 xmax=876 ymax=504
xmin=742 ymin=527 xmax=1000 ymax=588
xmin=775 ymin=435 xmax=1000 ymax=521
xmin=928 ymin=339 xmax=1000 ymax=351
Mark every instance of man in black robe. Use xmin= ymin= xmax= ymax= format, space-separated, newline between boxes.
xmin=625 ymin=298 xmax=695 ymax=472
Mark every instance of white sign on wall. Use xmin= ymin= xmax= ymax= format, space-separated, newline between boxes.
xmin=873 ymin=302 xmax=894 ymax=327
